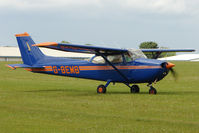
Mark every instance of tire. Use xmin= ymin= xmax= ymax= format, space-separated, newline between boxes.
xmin=97 ymin=85 xmax=106 ymax=93
xmin=149 ymin=87 xmax=157 ymax=94
xmin=130 ymin=85 xmax=140 ymax=93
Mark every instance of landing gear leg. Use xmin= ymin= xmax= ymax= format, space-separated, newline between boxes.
xmin=147 ymin=83 xmax=157 ymax=94
xmin=97 ymin=80 xmax=111 ymax=94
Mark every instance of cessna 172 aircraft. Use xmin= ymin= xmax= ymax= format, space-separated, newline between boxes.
xmin=7 ymin=33 xmax=195 ymax=94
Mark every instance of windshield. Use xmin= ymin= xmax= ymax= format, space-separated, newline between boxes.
xmin=125 ymin=49 xmax=147 ymax=62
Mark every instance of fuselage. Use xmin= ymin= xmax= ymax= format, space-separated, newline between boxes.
xmin=27 ymin=56 xmax=169 ymax=84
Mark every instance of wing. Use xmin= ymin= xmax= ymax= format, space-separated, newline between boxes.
xmin=141 ymin=49 xmax=195 ymax=52
xmin=141 ymin=49 xmax=195 ymax=59
xmin=33 ymin=42 xmax=128 ymax=55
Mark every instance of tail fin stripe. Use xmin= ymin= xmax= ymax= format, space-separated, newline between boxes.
xmin=15 ymin=32 xmax=30 ymax=37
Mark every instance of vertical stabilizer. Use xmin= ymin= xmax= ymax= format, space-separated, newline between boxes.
xmin=15 ymin=32 xmax=45 ymax=65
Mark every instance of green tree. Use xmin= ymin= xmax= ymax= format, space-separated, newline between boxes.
xmin=139 ymin=41 xmax=158 ymax=49
xmin=139 ymin=41 xmax=159 ymax=58
xmin=139 ymin=42 xmax=176 ymax=58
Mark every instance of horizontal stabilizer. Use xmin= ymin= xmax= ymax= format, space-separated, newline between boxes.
xmin=7 ymin=64 xmax=44 ymax=70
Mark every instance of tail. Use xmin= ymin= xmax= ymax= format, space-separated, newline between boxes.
xmin=15 ymin=32 xmax=45 ymax=65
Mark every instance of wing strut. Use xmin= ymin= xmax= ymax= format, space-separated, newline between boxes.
xmin=97 ymin=52 xmax=130 ymax=83
xmin=153 ymin=52 xmax=162 ymax=59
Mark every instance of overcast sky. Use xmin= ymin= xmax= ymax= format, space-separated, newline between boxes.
xmin=0 ymin=0 xmax=199 ymax=51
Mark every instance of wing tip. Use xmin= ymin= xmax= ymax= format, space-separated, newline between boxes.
xmin=6 ymin=64 xmax=16 ymax=70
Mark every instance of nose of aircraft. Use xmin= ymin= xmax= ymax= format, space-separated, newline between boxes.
xmin=162 ymin=62 xmax=177 ymax=80
xmin=166 ymin=62 xmax=175 ymax=69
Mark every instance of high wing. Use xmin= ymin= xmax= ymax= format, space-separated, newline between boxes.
xmin=33 ymin=42 xmax=128 ymax=55
xmin=141 ymin=49 xmax=195 ymax=59
xmin=141 ymin=49 xmax=195 ymax=52
xmin=33 ymin=42 xmax=195 ymax=58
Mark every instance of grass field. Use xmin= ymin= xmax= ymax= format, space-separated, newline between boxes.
xmin=0 ymin=61 xmax=199 ymax=133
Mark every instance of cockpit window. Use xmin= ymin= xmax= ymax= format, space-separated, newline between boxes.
xmin=91 ymin=54 xmax=123 ymax=64
xmin=125 ymin=49 xmax=147 ymax=62
xmin=124 ymin=53 xmax=133 ymax=62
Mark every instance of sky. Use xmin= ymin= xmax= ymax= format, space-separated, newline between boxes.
xmin=0 ymin=0 xmax=199 ymax=52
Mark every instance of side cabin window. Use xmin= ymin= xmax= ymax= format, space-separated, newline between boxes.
xmin=91 ymin=55 xmax=123 ymax=64
xmin=125 ymin=49 xmax=147 ymax=62
xmin=91 ymin=49 xmax=147 ymax=64
xmin=91 ymin=56 xmax=105 ymax=64
xmin=124 ymin=53 xmax=133 ymax=62
xmin=107 ymin=55 xmax=123 ymax=64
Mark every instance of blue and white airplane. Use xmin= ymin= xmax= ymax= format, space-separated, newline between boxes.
xmin=7 ymin=32 xmax=195 ymax=94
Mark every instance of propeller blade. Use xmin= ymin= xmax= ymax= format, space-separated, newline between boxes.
xmin=170 ymin=68 xmax=178 ymax=81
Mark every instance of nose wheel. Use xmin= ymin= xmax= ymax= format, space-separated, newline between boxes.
xmin=149 ymin=86 xmax=157 ymax=94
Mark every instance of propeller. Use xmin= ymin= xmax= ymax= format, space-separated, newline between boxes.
xmin=169 ymin=67 xmax=178 ymax=80
xmin=166 ymin=62 xmax=178 ymax=81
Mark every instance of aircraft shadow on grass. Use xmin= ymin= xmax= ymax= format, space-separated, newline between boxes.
xmin=24 ymin=89 xmax=199 ymax=96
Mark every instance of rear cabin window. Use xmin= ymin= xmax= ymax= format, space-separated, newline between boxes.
xmin=107 ymin=55 xmax=123 ymax=63
xmin=91 ymin=56 xmax=105 ymax=64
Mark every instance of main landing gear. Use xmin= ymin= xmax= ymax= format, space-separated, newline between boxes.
xmin=97 ymin=80 xmax=111 ymax=94
xmin=97 ymin=80 xmax=141 ymax=94
xmin=97 ymin=85 xmax=106 ymax=93
xmin=97 ymin=80 xmax=157 ymax=95
xmin=130 ymin=85 xmax=140 ymax=93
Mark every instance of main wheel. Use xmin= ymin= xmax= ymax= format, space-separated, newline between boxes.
xmin=149 ymin=87 xmax=157 ymax=94
xmin=130 ymin=85 xmax=140 ymax=93
xmin=97 ymin=85 xmax=106 ymax=93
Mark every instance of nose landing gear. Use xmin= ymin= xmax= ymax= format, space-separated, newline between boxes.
xmin=147 ymin=83 xmax=157 ymax=95
xmin=149 ymin=86 xmax=157 ymax=94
